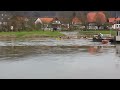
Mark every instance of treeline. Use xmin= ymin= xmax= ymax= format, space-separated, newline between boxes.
xmin=1 ymin=11 xmax=120 ymax=17
xmin=0 ymin=11 xmax=119 ymax=32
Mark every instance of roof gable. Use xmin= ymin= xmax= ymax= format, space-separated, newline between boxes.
xmin=72 ymin=17 xmax=81 ymax=24
xmin=108 ymin=18 xmax=120 ymax=24
xmin=39 ymin=18 xmax=54 ymax=23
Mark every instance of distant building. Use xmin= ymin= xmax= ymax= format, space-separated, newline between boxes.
xmin=72 ymin=17 xmax=81 ymax=25
xmin=0 ymin=12 xmax=12 ymax=31
xmin=108 ymin=17 xmax=120 ymax=29
xmin=0 ymin=12 xmax=9 ymax=24
xmin=35 ymin=17 xmax=61 ymax=30
xmin=72 ymin=17 xmax=84 ymax=29
xmin=87 ymin=12 xmax=107 ymax=29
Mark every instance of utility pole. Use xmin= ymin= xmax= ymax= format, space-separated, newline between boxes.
xmin=115 ymin=11 xmax=117 ymax=29
xmin=115 ymin=11 xmax=119 ymax=36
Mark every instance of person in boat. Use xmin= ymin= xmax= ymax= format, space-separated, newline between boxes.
xmin=98 ymin=33 xmax=103 ymax=39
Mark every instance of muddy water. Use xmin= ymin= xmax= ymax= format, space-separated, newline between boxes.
xmin=0 ymin=39 xmax=119 ymax=79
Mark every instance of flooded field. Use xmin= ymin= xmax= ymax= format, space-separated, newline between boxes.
xmin=0 ymin=38 xmax=120 ymax=79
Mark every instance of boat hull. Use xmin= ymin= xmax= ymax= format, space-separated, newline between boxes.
xmin=93 ymin=37 xmax=115 ymax=43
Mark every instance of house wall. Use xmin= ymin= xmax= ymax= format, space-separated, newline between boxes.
xmin=87 ymin=23 xmax=98 ymax=29
xmin=87 ymin=26 xmax=98 ymax=29
xmin=112 ymin=24 xmax=120 ymax=29
xmin=35 ymin=18 xmax=42 ymax=24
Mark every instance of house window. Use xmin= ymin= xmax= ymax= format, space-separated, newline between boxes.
xmin=116 ymin=25 xmax=119 ymax=28
xmin=118 ymin=25 xmax=119 ymax=27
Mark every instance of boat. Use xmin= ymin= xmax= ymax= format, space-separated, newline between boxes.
xmin=93 ymin=37 xmax=115 ymax=43
xmin=93 ymin=37 xmax=103 ymax=42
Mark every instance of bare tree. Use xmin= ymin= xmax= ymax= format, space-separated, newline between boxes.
xmin=104 ymin=11 xmax=112 ymax=18
xmin=95 ymin=12 xmax=106 ymax=29
xmin=9 ymin=16 xmax=28 ymax=32
xmin=9 ymin=16 xmax=19 ymax=31
xmin=103 ymin=11 xmax=112 ymax=30
xmin=56 ymin=11 xmax=74 ymax=30
xmin=76 ymin=11 xmax=88 ymax=30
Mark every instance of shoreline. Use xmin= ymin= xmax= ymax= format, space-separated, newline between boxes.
xmin=0 ymin=36 xmax=58 ymax=41
xmin=0 ymin=31 xmax=65 ymax=40
xmin=0 ymin=45 xmax=116 ymax=48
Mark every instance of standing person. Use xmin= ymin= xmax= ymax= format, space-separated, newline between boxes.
xmin=11 ymin=26 xmax=14 ymax=31
xmin=55 ymin=26 xmax=57 ymax=31
xmin=53 ymin=26 xmax=57 ymax=32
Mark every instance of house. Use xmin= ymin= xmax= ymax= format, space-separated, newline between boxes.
xmin=72 ymin=17 xmax=84 ymax=29
xmin=87 ymin=12 xmax=107 ymax=29
xmin=0 ymin=12 xmax=11 ymax=31
xmin=51 ymin=17 xmax=61 ymax=30
xmin=56 ymin=17 xmax=81 ymax=30
xmin=35 ymin=17 xmax=61 ymax=30
xmin=108 ymin=17 xmax=120 ymax=29
xmin=35 ymin=17 xmax=53 ymax=28
xmin=57 ymin=17 xmax=70 ymax=30
xmin=72 ymin=17 xmax=81 ymax=25
xmin=87 ymin=12 xmax=98 ymax=29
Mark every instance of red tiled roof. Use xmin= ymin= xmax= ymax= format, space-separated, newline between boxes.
xmin=108 ymin=18 xmax=115 ymax=23
xmin=39 ymin=18 xmax=54 ymax=23
xmin=72 ymin=17 xmax=81 ymax=24
xmin=108 ymin=18 xmax=120 ymax=23
xmin=87 ymin=12 xmax=107 ymax=23
xmin=116 ymin=18 xmax=120 ymax=21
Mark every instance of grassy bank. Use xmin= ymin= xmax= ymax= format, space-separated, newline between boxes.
xmin=0 ymin=30 xmax=65 ymax=39
xmin=79 ymin=30 xmax=117 ymax=37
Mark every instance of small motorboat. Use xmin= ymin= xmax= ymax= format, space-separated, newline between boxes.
xmin=93 ymin=37 xmax=103 ymax=42
xmin=93 ymin=37 xmax=115 ymax=43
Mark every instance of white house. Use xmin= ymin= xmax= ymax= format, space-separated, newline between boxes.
xmin=109 ymin=18 xmax=120 ymax=29
xmin=87 ymin=23 xmax=98 ymax=29
xmin=35 ymin=17 xmax=62 ymax=30
xmin=35 ymin=18 xmax=42 ymax=24
xmin=112 ymin=24 xmax=120 ymax=29
xmin=87 ymin=12 xmax=107 ymax=30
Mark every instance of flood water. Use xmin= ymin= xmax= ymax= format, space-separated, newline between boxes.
xmin=0 ymin=38 xmax=120 ymax=79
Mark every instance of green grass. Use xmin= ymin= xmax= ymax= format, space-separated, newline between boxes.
xmin=79 ymin=30 xmax=117 ymax=36
xmin=0 ymin=30 xmax=65 ymax=38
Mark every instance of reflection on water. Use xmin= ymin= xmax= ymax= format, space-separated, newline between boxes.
xmin=0 ymin=46 xmax=115 ymax=60
xmin=0 ymin=39 xmax=120 ymax=79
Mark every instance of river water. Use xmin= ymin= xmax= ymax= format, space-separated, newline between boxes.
xmin=0 ymin=38 xmax=120 ymax=79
